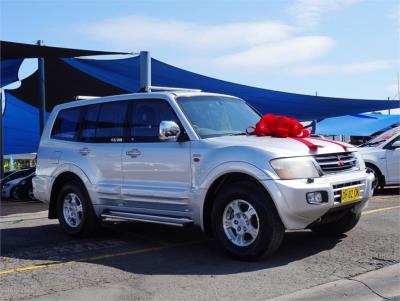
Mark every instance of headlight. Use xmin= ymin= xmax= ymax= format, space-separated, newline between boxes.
xmin=20 ymin=180 xmax=27 ymax=185
xmin=270 ymin=157 xmax=321 ymax=180
xmin=354 ymin=152 xmax=366 ymax=170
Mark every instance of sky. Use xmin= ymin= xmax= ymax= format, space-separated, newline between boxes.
xmin=1 ymin=0 xmax=399 ymax=101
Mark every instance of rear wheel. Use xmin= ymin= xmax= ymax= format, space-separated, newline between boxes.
xmin=56 ymin=180 xmax=101 ymax=237
xmin=211 ymin=181 xmax=284 ymax=260
xmin=311 ymin=210 xmax=361 ymax=236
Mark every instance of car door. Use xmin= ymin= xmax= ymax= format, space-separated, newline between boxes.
xmin=385 ymin=136 xmax=400 ymax=184
xmin=121 ymin=99 xmax=192 ymax=217
xmin=75 ymin=101 xmax=127 ymax=205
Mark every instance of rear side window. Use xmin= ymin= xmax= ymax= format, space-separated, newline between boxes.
xmin=129 ymin=99 xmax=179 ymax=142
xmin=80 ymin=104 xmax=100 ymax=142
xmin=95 ymin=101 xmax=128 ymax=142
xmin=51 ymin=108 xmax=81 ymax=141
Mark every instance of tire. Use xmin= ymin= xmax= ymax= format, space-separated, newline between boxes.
xmin=11 ymin=187 xmax=20 ymax=200
xmin=211 ymin=181 xmax=284 ymax=260
xmin=311 ymin=210 xmax=361 ymax=236
xmin=56 ymin=180 xmax=101 ymax=237
xmin=27 ymin=186 xmax=35 ymax=200
xmin=366 ymin=164 xmax=384 ymax=192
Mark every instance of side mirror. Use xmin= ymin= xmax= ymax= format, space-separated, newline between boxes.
xmin=159 ymin=121 xmax=181 ymax=142
xmin=390 ymin=141 xmax=400 ymax=149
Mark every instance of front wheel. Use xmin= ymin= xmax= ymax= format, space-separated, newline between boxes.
xmin=366 ymin=164 xmax=383 ymax=192
xmin=211 ymin=181 xmax=284 ymax=260
xmin=27 ymin=186 xmax=35 ymax=200
xmin=56 ymin=180 xmax=101 ymax=237
xmin=311 ymin=210 xmax=361 ymax=236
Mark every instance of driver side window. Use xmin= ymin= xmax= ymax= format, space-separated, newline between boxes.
xmin=129 ymin=99 xmax=179 ymax=142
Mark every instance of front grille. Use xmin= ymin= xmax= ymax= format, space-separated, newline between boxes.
xmin=314 ymin=152 xmax=357 ymax=174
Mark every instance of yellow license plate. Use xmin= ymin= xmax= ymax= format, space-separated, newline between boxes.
xmin=341 ymin=187 xmax=361 ymax=203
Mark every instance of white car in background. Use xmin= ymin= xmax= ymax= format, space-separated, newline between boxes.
xmin=358 ymin=127 xmax=400 ymax=190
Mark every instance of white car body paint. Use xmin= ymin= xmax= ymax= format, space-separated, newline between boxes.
xmin=358 ymin=131 xmax=400 ymax=186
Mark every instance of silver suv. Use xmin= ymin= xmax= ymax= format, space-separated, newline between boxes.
xmin=33 ymin=91 xmax=374 ymax=259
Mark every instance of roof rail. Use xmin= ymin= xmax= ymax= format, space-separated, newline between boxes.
xmin=74 ymin=95 xmax=100 ymax=100
xmin=145 ymin=86 xmax=201 ymax=92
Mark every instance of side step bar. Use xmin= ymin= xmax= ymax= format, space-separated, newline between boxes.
xmin=101 ymin=211 xmax=193 ymax=227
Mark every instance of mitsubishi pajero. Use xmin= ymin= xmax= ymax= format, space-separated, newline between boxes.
xmin=33 ymin=91 xmax=374 ymax=259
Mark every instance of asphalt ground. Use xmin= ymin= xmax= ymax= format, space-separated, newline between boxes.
xmin=1 ymin=187 xmax=399 ymax=301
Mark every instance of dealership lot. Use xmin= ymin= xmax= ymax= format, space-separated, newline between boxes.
xmin=1 ymin=188 xmax=399 ymax=301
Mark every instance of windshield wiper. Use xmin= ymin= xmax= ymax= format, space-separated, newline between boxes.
xmin=228 ymin=132 xmax=247 ymax=136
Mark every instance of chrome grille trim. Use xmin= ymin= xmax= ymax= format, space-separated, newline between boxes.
xmin=314 ymin=152 xmax=358 ymax=174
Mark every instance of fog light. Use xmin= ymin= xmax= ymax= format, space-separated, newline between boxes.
xmin=307 ymin=191 xmax=326 ymax=205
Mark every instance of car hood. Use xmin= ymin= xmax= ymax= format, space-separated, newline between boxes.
xmin=356 ymin=146 xmax=384 ymax=155
xmin=3 ymin=175 xmax=31 ymax=186
xmin=205 ymin=135 xmax=356 ymax=156
xmin=3 ymin=178 xmax=22 ymax=186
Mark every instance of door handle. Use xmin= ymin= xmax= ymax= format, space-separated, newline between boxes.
xmin=126 ymin=149 xmax=141 ymax=158
xmin=79 ymin=147 xmax=90 ymax=156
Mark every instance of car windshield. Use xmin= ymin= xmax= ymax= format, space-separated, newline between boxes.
xmin=360 ymin=127 xmax=400 ymax=147
xmin=177 ymin=96 xmax=261 ymax=138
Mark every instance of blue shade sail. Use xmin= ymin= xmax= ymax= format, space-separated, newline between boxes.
xmin=62 ymin=57 xmax=140 ymax=92
xmin=63 ymin=57 xmax=399 ymax=121
xmin=3 ymin=92 xmax=48 ymax=155
xmin=1 ymin=59 xmax=23 ymax=87
xmin=316 ymin=114 xmax=400 ymax=136
xmin=4 ymin=56 xmax=400 ymax=155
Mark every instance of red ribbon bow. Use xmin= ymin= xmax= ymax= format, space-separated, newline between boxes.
xmin=248 ymin=114 xmax=310 ymax=138
xmin=247 ymin=114 xmax=323 ymax=151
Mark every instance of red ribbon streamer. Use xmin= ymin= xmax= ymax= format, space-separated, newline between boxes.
xmin=291 ymin=137 xmax=322 ymax=151
xmin=310 ymin=137 xmax=349 ymax=151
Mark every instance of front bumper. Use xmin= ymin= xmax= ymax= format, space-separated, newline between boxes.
xmin=261 ymin=170 xmax=374 ymax=230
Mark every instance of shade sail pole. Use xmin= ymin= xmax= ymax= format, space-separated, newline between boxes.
xmin=37 ymin=40 xmax=46 ymax=135
xmin=139 ymin=51 xmax=151 ymax=92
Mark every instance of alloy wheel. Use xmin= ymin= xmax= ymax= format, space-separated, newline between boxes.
xmin=222 ymin=199 xmax=260 ymax=247
xmin=62 ymin=192 xmax=83 ymax=228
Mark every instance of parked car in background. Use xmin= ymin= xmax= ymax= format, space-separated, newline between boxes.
xmin=358 ymin=127 xmax=400 ymax=190
xmin=1 ymin=167 xmax=35 ymax=188
xmin=1 ymin=167 xmax=36 ymax=200
xmin=33 ymin=91 xmax=374 ymax=259
xmin=13 ymin=172 xmax=36 ymax=200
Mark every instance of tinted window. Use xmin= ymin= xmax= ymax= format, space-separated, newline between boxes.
xmin=96 ymin=101 xmax=128 ymax=142
xmin=80 ymin=104 xmax=100 ymax=142
xmin=129 ymin=99 xmax=178 ymax=142
xmin=51 ymin=108 xmax=81 ymax=140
